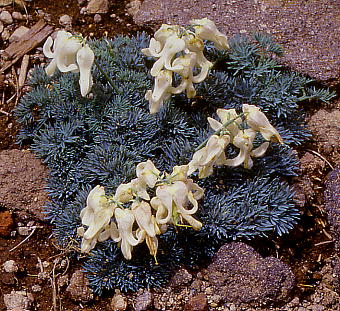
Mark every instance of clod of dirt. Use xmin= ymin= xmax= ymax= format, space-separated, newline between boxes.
xmin=0 ymin=149 xmax=48 ymax=221
xmin=170 ymin=268 xmax=193 ymax=288
xmin=2 ymin=260 xmax=19 ymax=273
xmin=3 ymin=290 xmax=34 ymax=311
xmin=85 ymin=0 xmax=109 ymax=14
xmin=207 ymin=242 xmax=295 ymax=306
xmin=133 ymin=289 xmax=153 ymax=311
xmin=0 ymin=211 xmax=14 ymax=237
xmin=66 ymin=269 xmax=94 ymax=302
xmin=308 ymin=108 xmax=340 ymax=163
xmin=184 ymin=293 xmax=208 ymax=311
xmin=111 ymin=292 xmax=127 ymax=311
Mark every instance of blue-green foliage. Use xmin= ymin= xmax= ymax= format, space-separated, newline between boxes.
xmin=15 ymin=32 xmax=335 ymax=294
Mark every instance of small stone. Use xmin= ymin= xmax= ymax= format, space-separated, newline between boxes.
xmin=66 ymin=270 xmax=94 ymax=302
xmin=0 ymin=0 xmax=12 ymax=6
xmin=0 ymin=20 xmax=3 ymax=33
xmin=12 ymin=12 xmax=24 ymax=20
xmin=126 ymin=0 xmax=141 ymax=17
xmin=58 ymin=274 xmax=69 ymax=288
xmin=111 ymin=293 xmax=127 ymax=311
xmin=18 ymin=226 xmax=31 ymax=236
xmin=31 ymin=284 xmax=42 ymax=292
xmin=1 ymin=27 xmax=10 ymax=41
xmin=93 ymin=14 xmax=102 ymax=23
xmin=229 ymin=303 xmax=237 ymax=311
xmin=78 ymin=0 xmax=87 ymax=6
xmin=3 ymin=260 xmax=19 ymax=273
xmin=59 ymin=14 xmax=72 ymax=27
xmin=86 ymin=0 xmax=109 ymax=14
xmin=170 ymin=268 xmax=192 ymax=287
xmin=134 ymin=290 xmax=152 ymax=311
xmin=0 ymin=10 xmax=13 ymax=24
xmin=3 ymin=290 xmax=34 ymax=310
xmin=9 ymin=26 xmax=29 ymax=43
xmin=308 ymin=305 xmax=325 ymax=311
xmin=184 ymin=293 xmax=208 ymax=311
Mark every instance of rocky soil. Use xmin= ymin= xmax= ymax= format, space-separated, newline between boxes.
xmin=0 ymin=0 xmax=339 ymax=310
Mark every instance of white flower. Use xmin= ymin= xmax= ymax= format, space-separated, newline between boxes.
xmin=214 ymin=108 xmax=242 ymax=138
xmin=141 ymin=38 xmax=162 ymax=57
xmin=79 ymin=185 xmax=114 ymax=240
xmin=153 ymin=24 xmax=180 ymax=46
xmin=112 ymin=208 xmax=144 ymax=260
xmin=225 ymin=129 xmax=257 ymax=169
xmin=115 ymin=178 xmax=150 ymax=202
xmin=136 ymin=160 xmax=161 ymax=188
xmin=43 ymin=30 xmax=95 ymax=97
xmin=76 ymin=44 xmax=95 ymax=97
xmin=190 ymin=18 xmax=229 ymax=50
xmin=43 ymin=31 xmax=81 ymax=75
xmin=149 ymin=35 xmax=186 ymax=77
xmin=145 ymin=69 xmax=173 ymax=114
xmin=242 ymin=104 xmax=283 ymax=143
xmin=132 ymin=201 xmax=160 ymax=237
xmin=151 ymin=180 xmax=203 ymax=230
xmin=188 ymin=134 xmax=230 ymax=178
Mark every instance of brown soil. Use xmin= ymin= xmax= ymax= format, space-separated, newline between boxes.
xmin=0 ymin=1 xmax=338 ymax=310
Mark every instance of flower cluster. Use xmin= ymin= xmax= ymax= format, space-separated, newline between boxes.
xmin=43 ymin=30 xmax=94 ymax=97
xmin=188 ymin=104 xmax=284 ymax=178
xmin=142 ymin=18 xmax=229 ymax=114
xmin=78 ymin=160 xmax=204 ymax=260
xmin=78 ymin=103 xmax=283 ymax=259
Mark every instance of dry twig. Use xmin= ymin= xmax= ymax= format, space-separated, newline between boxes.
xmin=9 ymin=226 xmax=43 ymax=252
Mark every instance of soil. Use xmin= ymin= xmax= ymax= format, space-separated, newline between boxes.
xmin=0 ymin=1 xmax=339 ymax=311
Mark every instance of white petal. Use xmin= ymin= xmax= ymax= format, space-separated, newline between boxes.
xmin=77 ymin=45 xmax=95 ymax=97
xmin=43 ymin=36 xmax=55 ymax=58
xmin=45 ymin=58 xmax=57 ymax=76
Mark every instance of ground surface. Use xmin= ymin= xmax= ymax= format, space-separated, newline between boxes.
xmin=0 ymin=1 xmax=339 ymax=311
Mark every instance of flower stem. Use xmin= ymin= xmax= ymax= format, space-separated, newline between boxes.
xmin=195 ymin=112 xmax=245 ymax=151
xmin=94 ymin=59 xmax=119 ymax=93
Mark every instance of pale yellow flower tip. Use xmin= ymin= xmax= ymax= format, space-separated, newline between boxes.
xmin=79 ymin=185 xmax=114 ymax=241
xmin=136 ymin=160 xmax=160 ymax=188
xmin=242 ymin=104 xmax=283 ymax=144
xmin=190 ymin=18 xmax=229 ymax=50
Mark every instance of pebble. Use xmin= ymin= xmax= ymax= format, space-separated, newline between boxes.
xmin=0 ymin=20 xmax=3 ymax=33
xmin=3 ymin=260 xmax=19 ymax=273
xmin=3 ymin=290 xmax=34 ymax=310
xmin=111 ymin=292 xmax=127 ymax=311
xmin=1 ymin=28 xmax=9 ymax=40
xmin=86 ymin=0 xmax=109 ymax=14
xmin=93 ymin=13 xmax=102 ymax=23
xmin=134 ymin=290 xmax=152 ymax=311
xmin=0 ymin=10 xmax=13 ymax=24
xmin=12 ymin=11 xmax=24 ymax=20
xmin=31 ymin=284 xmax=42 ymax=292
xmin=17 ymin=226 xmax=31 ymax=236
xmin=59 ymin=14 xmax=72 ymax=27
xmin=66 ymin=270 xmax=94 ymax=302
xmin=78 ymin=0 xmax=87 ymax=6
